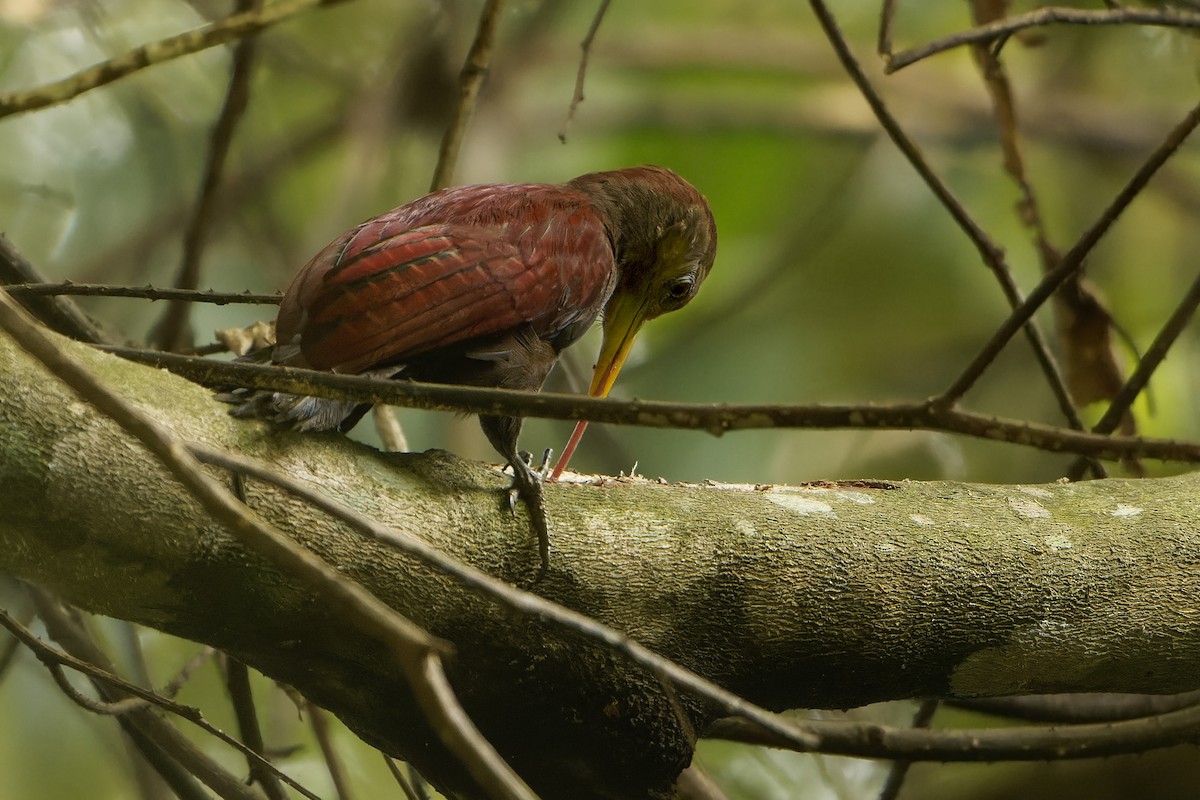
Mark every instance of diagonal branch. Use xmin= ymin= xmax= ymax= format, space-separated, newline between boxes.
xmin=558 ymin=0 xmax=613 ymax=143
xmin=0 ymin=0 xmax=353 ymax=120
xmin=806 ymin=0 xmax=1088 ymax=439
xmin=1090 ymin=269 xmax=1200 ymax=437
xmin=0 ymin=288 xmax=536 ymax=800
xmin=429 ymin=0 xmax=508 ymax=191
xmin=940 ymin=98 xmax=1200 ymax=405
xmin=0 ymin=239 xmax=109 ymax=343
xmin=24 ymin=591 xmax=265 ymax=800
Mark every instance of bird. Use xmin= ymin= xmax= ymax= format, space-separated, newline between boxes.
xmin=226 ymin=165 xmax=717 ymax=573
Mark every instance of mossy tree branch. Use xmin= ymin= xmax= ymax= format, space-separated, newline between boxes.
xmin=2 ymin=327 xmax=1200 ymax=798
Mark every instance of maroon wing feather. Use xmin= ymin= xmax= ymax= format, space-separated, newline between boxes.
xmin=275 ymin=184 xmax=616 ymax=374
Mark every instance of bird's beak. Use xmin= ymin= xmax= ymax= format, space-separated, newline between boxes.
xmin=550 ymin=291 xmax=648 ymax=481
xmin=588 ymin=291 xmax=648 ymax=398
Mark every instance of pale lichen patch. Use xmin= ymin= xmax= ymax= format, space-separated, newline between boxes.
xmin=1045 ymin=533 xmax=1073 ymax=551
xmin=910 ymin=515 xmax=935 ymax=526
xmin=1111 ymin=504 xmax=1144 ymax=518
xmin=1008 ymin=496 xmax=1050 ymax=519
xmin=766 ymin=492 xmax=834 ymax=517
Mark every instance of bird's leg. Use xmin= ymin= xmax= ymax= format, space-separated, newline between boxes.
xmin=481 ymin=415 xmax=551 ymax=576
xmin=506 ymin=451 xmax=551 ymax=577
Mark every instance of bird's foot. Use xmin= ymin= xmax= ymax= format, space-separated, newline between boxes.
xmin=506 ymin=451 xmax=553 ymax=579
xmin=506 ymin=449 xmax=552 ymax=509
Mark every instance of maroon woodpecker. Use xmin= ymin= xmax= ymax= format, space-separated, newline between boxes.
xmin=229 ymin=166 xmax=717 ymax=572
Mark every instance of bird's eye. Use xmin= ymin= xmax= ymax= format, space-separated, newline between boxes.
xmin=665 ymin=276 xmax=694 ymax=304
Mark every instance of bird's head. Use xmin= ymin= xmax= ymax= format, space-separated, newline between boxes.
xmin=569 ymin=165 xmax=717 ymax=398
xmin=552 ymin=166 xmax=717 ymax=478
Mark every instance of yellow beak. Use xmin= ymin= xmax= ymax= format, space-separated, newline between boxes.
xmin=549 ymin=291 xmax=648 ymax=480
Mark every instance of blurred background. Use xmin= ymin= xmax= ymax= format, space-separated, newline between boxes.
xmin=2 ymin=0 xmax=1200 ymax=797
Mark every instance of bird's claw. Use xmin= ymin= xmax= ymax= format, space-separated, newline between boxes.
xmin=536 ymin=448 xmax=553 ymax=480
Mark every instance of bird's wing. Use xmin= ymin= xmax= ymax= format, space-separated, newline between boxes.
xmin=278 ymin=202 xmax=614 ymax=374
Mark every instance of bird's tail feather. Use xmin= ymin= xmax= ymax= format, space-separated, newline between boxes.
xmin=214 ymin=346 xmax=383 ymax=434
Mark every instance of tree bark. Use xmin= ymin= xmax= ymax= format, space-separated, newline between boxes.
xmin=2 ymin=327 xmax=1200 ymax=798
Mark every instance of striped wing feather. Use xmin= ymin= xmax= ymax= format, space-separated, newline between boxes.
xmin=275 ymin=184 xmax=615 ymax=374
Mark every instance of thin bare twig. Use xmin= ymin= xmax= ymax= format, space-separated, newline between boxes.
xmin=558 ymin=0 xmax=613 ymax=143
xmin=1091 ymin=269 xmax=1200 ymax=436
xmin=0 ymin=0 xmax=352 ymax=119
xmin=96 ymin=319 xmax=1200 ymax=465
xmin=154 ymin=0 xmax=264 ymax=353
xmin=966 ymin=3 xmax=1105 ymax=478
xmin=24 ymin=593 xmax=265 ymax=800
xmin=44 ymin=660 xmax=152 ymax=715
xmin=429 ymin=0 xmax=507 ymax=190
xmin=706 ymin=693 xmax=1200 ymax=760
xmin=0 ymin=288 xmax=537 ymax=800
xmin=877 ymin=0 xmax=899 ymax=57
xmin=876 ymin=699 xmax=939 ymax=800
xmin=0 ymin=602 xmax=33 ymax=686
xmin=2 ymin=283 xmax=281 ymax=304
xmin=373 ymin=404 xmax=409 ymax=451
xmin=308 ymin=702 xmax=356 ymax=800
xmin=0 ymin=607 xmax=320 ymax=800
xmin=160 ymin=647 xmax=217 ymax=699
xmin=0 ymin=239 xmax=109 ymax=343
xmin=953 ymin=691 xmax=1200 ymax=724
xmin=940 ymin=98 xmax=1200 ymax=405
xmin=225 ymin=658 xmax=290 ymax=800
xmin=885 ymin=6 xmax=1200 ymax=73
xmin=806 ymin=0 xmax=1090 ymax=442
xmin=382 ymin=756 xmax=425 ymax=800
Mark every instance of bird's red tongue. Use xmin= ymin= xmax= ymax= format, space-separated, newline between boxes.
xmin=549 ymin=293 xmax=645 ymax=481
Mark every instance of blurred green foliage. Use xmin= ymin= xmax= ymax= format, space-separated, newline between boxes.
xmin=3 ymin=1 xmax=1200 ymax=797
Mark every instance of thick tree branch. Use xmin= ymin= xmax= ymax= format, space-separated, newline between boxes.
xmin=0 ymin=291 xmax=533 ymax=800
xmin=4 ymin=325 xmax=1200 ymax=796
